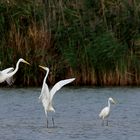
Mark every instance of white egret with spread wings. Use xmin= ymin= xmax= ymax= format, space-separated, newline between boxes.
xmin=39 ymin=65 xmax=75 ymax=128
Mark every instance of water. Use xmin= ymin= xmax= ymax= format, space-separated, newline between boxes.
xmin=0 ymin=87 xmax=140 ymax=140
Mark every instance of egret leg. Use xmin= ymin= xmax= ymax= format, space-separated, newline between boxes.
xmin=106 ymin=119 xmax=108 ymax=126
xmin=102 ymin=119 xmax=104 ymax=126
xmin=52 ymin=117 xmax=55 ymax=127
xmin=47 ymin=119 xmax=49 ymax=128
xmin=44 ymin=110 xmax=49 ymax=128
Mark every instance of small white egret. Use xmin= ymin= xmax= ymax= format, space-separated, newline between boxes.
xmin=99 ymin=97 xmax=116 ymax=126
xmin=0 ymin=58 xmax=30 ymax=85
xmin=39 ymin=65 xmax=75 ymax=128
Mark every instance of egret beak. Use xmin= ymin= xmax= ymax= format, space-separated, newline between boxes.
xmin=39 ymin=65 xmax=46 ymax=70
xmin=23 ymin=60 xmax=30 ymax=65
xmin=112 ymin=99 xmax=117 ymax=104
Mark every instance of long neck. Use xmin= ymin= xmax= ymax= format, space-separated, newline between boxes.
xmin=7 ymin=60 xmax=21 ymax=77
xmin=43 ymin=69 xmax=49 ymax=84
xmin=39 ymin=68 xmax=49 ymax=100
xmin=108 ymin=99 xmax=111 ymax=109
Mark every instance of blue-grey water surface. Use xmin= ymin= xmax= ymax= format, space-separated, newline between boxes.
xmin=0 ymin=87 xmax=140 ymax=140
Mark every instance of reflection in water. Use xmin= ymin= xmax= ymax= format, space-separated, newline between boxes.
xmin=0 ymin=87 xmax=140 ymax=140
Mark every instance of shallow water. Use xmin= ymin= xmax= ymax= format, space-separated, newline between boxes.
xmin=0 ymin=87 xmax=140 ymax=140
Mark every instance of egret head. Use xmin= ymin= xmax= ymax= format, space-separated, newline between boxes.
xmin=39 ymin=65 xmax=49 ymax=72
xmin=19 ymin=58 xmax=30 ymax=65
xmin=109 ymin=97 xmax=116 ymax=104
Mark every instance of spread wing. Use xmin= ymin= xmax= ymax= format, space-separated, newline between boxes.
xmin=50 ymin=78 xmax=75 ymax=101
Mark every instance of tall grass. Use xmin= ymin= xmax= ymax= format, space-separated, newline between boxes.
xmin=1 ymin=0 xmax=140 ymax=86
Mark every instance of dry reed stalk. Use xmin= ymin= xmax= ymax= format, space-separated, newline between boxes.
xmin=100 ymin=0 xmax=108 ymax=28
xmin=9 ymin=24 xmax=24 ymax=53
xmin=90 ymin=70 xmax=96 ymax=85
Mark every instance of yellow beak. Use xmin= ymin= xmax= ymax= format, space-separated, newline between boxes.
xmin=39 ymin=65 xmax=46 ymax=70
xmin=23 ymin=60 xmax=30 ymax=65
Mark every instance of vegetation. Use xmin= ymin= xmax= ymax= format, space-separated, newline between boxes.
xmin=1 ymin=0 xmax=140 ymax=86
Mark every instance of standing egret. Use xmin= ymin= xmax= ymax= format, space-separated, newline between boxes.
xmin=99 ymin=97 xmax=116 ymax=126
xmin=0 ymin=58 xmax=30 ymax=85
xmin=39 ymin=65 xmax=75 ymax=128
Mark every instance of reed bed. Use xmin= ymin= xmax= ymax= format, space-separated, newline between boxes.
xmin=1 ymin=0 xmax=140 ymax=86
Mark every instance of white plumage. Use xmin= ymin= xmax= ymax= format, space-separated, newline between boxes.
xmin=99 ymin=97 xmax=116 ymax=126
xmin=39 ymin=65 xmax=75 ymax=127
xmin=0 ymin=58 xmax=30 ymax=85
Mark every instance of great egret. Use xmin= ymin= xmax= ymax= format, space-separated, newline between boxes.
xmin=99 ymin=97 xmax=116 ymax=126
xmin=0 ymin=58 xmax=30 ymax=85
xmin=39 ymin=65 xmax=75 ymax=128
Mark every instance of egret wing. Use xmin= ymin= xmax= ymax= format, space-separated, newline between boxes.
xmin=1 ymin=67 xmax=14 ymax=74
xmin=1 ymin=67 xmax=15 ymax=85
xmin=50 ymin=78 xmax=75 ymax=101
xmin=6 ymin=77 xmax=15 ymax=85
xmin=99 ymin=106 xmax=109 ymax=119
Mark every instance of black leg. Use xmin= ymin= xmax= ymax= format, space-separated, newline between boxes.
xmin=47 ymin=119 xmax=49 ymax=128
xmin=52 ymin=117 xmax=55 ymax=127
xmin=106 ymin=119 xmax=108 ymax=126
